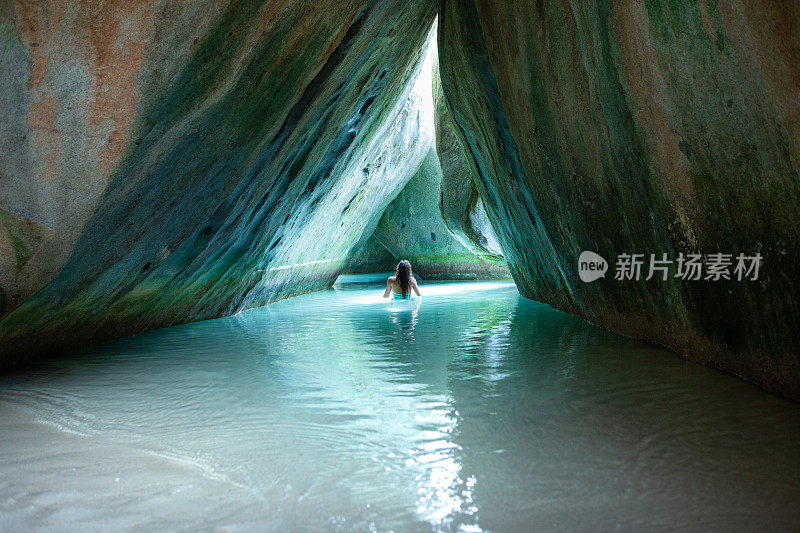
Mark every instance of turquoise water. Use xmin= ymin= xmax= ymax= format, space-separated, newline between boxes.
xmin=0 ymin=274 xmax=799 ymax=531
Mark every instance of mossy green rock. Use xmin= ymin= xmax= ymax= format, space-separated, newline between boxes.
xmin=439 ymin=0 xmax=800 ymax=399
xmin=368 ymin=147 xmax=509 ymax=279
xmin=349 ymin=57 xmax=509 ymax=280
xmin=0 ymin=0 xmax=436 ymax=362
xmin=344 ymin=234 xmax=396 ymax=274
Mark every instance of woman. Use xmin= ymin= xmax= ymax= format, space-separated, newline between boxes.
xmin=383 ymin=260 xmax=421 ymax=300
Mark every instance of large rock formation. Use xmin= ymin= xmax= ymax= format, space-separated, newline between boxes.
xmin=344 ymin=234 xmax=396 ymax=274
xmin=438 ymin=0 xmax=800 ymax=399
xmin=433 ymin=56 xmax=505 ymax=266
xmin=367 ymin=146 xmax=509 ymax=279
xmin=348 ymin=54 xmax=509 ymax=279
xmin=2 ymin=0 xmax=799 ymax=402
xmin=0 ymin=0 xmax=436 ymax=362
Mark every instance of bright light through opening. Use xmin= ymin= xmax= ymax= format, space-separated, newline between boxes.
xmin=410 ymin=18 xmax=438 ymax=142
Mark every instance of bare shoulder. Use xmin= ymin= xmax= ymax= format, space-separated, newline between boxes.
xmin=387 ymin=275 xmax=397 ymax=282
xmin=411 ymin=276 xmax=419 ymax=285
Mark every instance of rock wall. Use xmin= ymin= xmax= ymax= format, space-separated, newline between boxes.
xmin=433 ymin=55 xmax=505 ymax=263
xmin=344 ymin=234 xmax=396 ymax=274
xmin=0 ymin=0 xmax=436 ymax=362
xmin=3 ymin=0 xmax=798 ymax=400
xmin=348 ymin=52 xmax=509 ymax=280
xmin=369 ymin=146 xmax=509 ymax=279
xmin=438 ymin=0 xmax=800 ymax=399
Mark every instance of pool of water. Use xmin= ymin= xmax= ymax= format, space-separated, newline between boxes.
xmin=1 ymin=274 xmax=798 ymax=531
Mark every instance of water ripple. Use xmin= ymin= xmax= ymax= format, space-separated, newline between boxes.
xmin=0 ymin=275 xmax=798 ymax=531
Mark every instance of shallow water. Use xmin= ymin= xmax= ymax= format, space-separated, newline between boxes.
xmin=0 ymin=274 xmax=799 ymax=531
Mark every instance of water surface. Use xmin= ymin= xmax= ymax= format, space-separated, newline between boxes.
xmin=1 ymin=274 xmax=799 ymax=531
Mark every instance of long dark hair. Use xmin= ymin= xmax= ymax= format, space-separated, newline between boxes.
xmin=396 ymin=260 xmax=412 ymax=296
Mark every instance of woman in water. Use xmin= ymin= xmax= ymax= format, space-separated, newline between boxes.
xmin=383 ymin=259 xmax=421 ymax=300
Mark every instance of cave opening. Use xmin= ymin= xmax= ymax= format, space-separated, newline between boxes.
xmin=343 ymin=19 xmax=510 ymax=282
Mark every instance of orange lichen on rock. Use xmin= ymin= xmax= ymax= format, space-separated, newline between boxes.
xmin=80 ymin=0 xmax=154 ymax=173
xmin=718 ymin=1 xmax=800 ymax=170
xmin=27 ymin=92 xmax=62 ymax=182
xmin=612 ymin=0 xmax=697 ymax=211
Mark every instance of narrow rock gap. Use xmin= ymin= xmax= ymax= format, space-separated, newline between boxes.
xmin=345 ymin=18 xmax=511 ymax=281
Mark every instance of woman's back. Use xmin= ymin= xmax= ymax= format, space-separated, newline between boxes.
xmin=383 ymin=260 xmax=421 ymax=300
xmin=386 ymin=276 xmax=419 ymax=299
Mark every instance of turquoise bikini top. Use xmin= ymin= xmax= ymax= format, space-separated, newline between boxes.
xmin=393 ymin=292 xmax=411 ymax=300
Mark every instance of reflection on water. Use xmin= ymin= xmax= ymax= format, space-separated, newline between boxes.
xmin=0 ymin=274 xmax=799 ymax=531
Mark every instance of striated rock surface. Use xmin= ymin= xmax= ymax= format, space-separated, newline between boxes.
xmin=369 ymin=146 xmax=509 ymax=279
xmin=433 ymin=55 xmax=504 ymax=264
xmin=439 ymin=0 xmax=800 ymax=399
xmin=3 ymin=0 xmax=799 ymax=403
xmin=0 ymin=0 xmax=436 ymax=362
xmin=348 ymin=53 xmax=509 ymax=279
xmin=344 ymin=234 xmax=396 ymax=274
